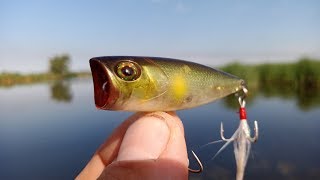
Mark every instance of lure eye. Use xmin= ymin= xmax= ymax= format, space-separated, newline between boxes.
xmin=115 ymin=61 xmax=141 ymax=81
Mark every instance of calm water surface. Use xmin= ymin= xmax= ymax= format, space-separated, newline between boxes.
xmin=1 ymin=79 xmax=319 ymax=180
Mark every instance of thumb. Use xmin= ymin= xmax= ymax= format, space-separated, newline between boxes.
xmin=98 ymin=112 xmax=189 ymax=180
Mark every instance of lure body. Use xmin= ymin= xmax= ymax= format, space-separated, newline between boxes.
xmin=90 ymin=56 xmax=245 ymax=111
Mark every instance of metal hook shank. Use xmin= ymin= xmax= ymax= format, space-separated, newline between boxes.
xmin=249 ymin=120 xmax=259 ymax=143
xmin=188 ymin=151 xmax=203 ymax=173
xmin=220 ymin=122 xmax=233 ymax=141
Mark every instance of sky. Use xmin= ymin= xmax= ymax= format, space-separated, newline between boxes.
xmin=1 ymin=0 xmax=319 ymax=73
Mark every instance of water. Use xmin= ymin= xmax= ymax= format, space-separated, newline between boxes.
xmin=0 ymin=79 xmax=319 ymax=180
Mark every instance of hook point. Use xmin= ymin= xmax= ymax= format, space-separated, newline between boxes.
xmin=188 ymin=150 xmax=203 ymax=173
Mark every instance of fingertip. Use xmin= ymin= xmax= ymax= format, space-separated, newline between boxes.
xmin=116 ymin=112 xmax=170 ymax=161
xmin=115 ymin=111 xmax=188 ymax=167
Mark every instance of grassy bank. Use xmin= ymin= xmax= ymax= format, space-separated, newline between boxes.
xmin=0 ymin=71 xmax=91 ymax=87
xmin=221 ymin=57 xmax=320 ymax=89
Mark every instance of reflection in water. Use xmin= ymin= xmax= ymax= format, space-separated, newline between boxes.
xmin=1 ymin=79 xmax=320 ymax=179
xmin=277 ymin=161 xmax=296 ymax=176
xmin=50 ymin=81 xmax=73 ymax=102
xmin=261 ymin=82 xmax=320 ymax=111
xmin=296 ymin=85 xmax=320 ymax=110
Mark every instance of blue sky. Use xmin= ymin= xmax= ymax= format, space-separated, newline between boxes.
xmin=1 ymin=0 xmax=319 ymax=72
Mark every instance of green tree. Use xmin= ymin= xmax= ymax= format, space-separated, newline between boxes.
xmin=49 ymin=54 xmax=70 ymax=75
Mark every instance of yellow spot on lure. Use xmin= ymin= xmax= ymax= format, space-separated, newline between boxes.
xmin=90 ymin=56 xmax=246 ymax=111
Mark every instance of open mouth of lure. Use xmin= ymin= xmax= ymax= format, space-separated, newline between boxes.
xmin=90 ymin=60 xmax=111 ymax=108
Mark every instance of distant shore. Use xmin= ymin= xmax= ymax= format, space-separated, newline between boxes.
xmin=0 ymin=71 xmax=91 ymax=87
xmin=1 ymin=57 xmax=319 ymax=88
xmin=220 ymin=57 xmax=320 ymax=90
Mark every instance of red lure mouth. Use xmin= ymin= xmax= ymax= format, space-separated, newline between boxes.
xmin=90 ymin=59 xmax=110 ymax=108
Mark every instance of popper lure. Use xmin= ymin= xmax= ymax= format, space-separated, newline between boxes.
xmin=90 ymin=56 xmax=245 ymax=111
xmin=89 ymin=56 xmax=249 ymax=173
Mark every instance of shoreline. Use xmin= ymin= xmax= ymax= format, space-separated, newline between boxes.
xmin=1 ymin=58 xmax=319 ymax=88
xmin=0 ymin=72 xmax=91 ymax=87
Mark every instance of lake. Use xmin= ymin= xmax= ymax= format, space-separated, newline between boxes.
xmin=1 ymin=79 xmax=319 ymax=180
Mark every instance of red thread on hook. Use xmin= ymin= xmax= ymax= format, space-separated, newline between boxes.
xmin=239 ymin=107 xmax=247 ymax=120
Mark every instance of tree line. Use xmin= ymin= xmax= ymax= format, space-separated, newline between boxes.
xmin=0 ymin=54 xmax=90 ymax=87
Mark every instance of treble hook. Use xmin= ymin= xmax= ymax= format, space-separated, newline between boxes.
xmin=220 ymin=87 xmax=259 ymax=143
xmin=220 ymin=121 xmax=258 ymax=143
xmin=220 ymin=122 xmax=233 ymax=141
xmin=188 ymin=150 xmax=203 ymax=173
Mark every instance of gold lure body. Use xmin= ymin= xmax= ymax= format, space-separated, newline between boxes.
xmin=90 ymin=56 xmax=245 ymax=111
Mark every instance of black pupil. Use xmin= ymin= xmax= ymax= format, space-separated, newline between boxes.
xmin=121 ymin=66 xmax=134 ymax=76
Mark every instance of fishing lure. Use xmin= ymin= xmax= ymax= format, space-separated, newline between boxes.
xmin=89 ymin=56 xmax=252 ymax=173
xmin=90 ymin=56 xmax=245 ymax=111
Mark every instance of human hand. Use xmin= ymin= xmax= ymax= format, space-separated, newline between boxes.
xmin=76 ymin=112 xmax=189 ymax=180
